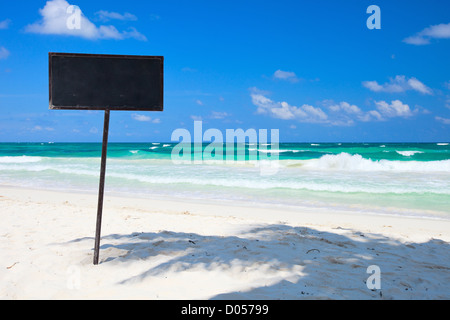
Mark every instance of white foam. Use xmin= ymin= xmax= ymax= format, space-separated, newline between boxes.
xmin=0 ymin=156 xmax=43 ymax=164
xmin=396 ymin=151 xmax=424 ymax=157
xmin=257 ymin=149 xmax=289 ymax=153
xmin=94 ymin=170 xmax=450 ymax=195
xmin=298 ymin=153 xmax=450 ymax=173
xmin=2 ymin=154 xmax=449 ymax=197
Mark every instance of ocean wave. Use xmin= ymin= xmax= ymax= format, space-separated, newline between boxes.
xmin=257 ymin=149 xmax=289 ymax=154
xmin=0 ymin=156 xmax=44 ymax=164
xmin=1 ymin=155 xmax=449 ymax=195
xmin=79 ymin=171 xmax=450 ymax=195
xmin=292 ymin=153 xmax=450 ymax=172
xmin=396 ymin=150 xmax=424 ymax=157
xmin=0 ymin=163 xmax=98 ymax=176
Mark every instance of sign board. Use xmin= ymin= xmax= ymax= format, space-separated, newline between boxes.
xmin=49 ymin=52 xmax=164 ymax=265
xmin=49 ymin=52 xmax=164 ymax=111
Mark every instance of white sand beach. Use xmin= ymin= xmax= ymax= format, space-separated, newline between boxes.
xmin=1 ymin=186 xmax=449 ymax=300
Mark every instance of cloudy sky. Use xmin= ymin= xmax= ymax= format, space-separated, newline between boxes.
xmin=0 ymin=0 xmax=449 ymax=142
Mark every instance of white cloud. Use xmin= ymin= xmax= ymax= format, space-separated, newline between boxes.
xmin=251 ymin=93 xmax=292 ymax=120
xmin=273 ymin=70 xmax=299 ymax=83
xmin=407 ymin=77 xmax=433 ymax=94
xmin=435 ymin=116 xmax=450 ymax=125
xmin=95 ymin=11 xmax=137 ymax=22
xmin=444 ymin=81 xmax=450 ymax=90
xmin=403 ymin=35 xmax=431 ymax=45
xmin=363 ymin=75 xmax=433 ymax=95
xmin=210 ymin=111 xmax=229 ymax=119
xmin=404 ymin=23 xmax=450 ymax=45
xmin=131 ymin=113 xmax=160 ymax=123
xmin=195 ymin=100 xmax=203 ymax=106
xmin=0 ymin=19 xmax=11 ymax=29
xmin=337 ymin=100 xmax=414 ymax=122
xmin=362 ymin=81 xmax=385 ymax=92
xmin=365 ymin=110 xmax=384 ymax=122
xmin=131 ymin=113 xmax=151 ymax=122
xmin=251 ymin=88 xmax=417 ymax=126
xmin=0 ymin=47 xmax=10 ymax=60
xmin=31 ymin=125 xmax=57 ymax=132
xmin=328 ymin=101 xmax=369 ymax=124
xmin=374 ymin=100 xmax=413 ymax=118
xmin=251 ymin=92 xmax=328 ymax=123
xmin=328 ymin=102 xmax=362 ymax=115
xmin=190 ymin=115 xmax=203 ymax=121
xmin=25 ymin=0 xmax=146 ymax=41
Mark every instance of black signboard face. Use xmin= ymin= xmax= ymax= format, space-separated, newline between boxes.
xmin=49 ymin=53 xmax=164 ymax=111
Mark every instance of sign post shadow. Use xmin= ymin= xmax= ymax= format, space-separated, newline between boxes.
xmin=49 ymin=53 xmax=164 ymax=265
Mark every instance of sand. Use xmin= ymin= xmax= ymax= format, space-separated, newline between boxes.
xmin=1 ymin=186 xmax=449 ymax=300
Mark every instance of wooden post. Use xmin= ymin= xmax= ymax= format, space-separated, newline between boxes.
xmin=93 ymin=109 xmax=110 ymax=265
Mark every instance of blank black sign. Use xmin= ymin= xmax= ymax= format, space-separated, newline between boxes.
xmin=49 ymin=53 xmax=164 ymax=111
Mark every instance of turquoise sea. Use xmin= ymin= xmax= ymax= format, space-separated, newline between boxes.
xmin=0 ymin=142 xmax=449 ymax=219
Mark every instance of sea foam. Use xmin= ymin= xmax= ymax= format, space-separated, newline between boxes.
xmin=396 ymin=151 xmax=424 ymax=157
xmin=298 ymin=153 xmax=450 ymax=172
xmin=0 ymin=156 xmax=43 ymax=164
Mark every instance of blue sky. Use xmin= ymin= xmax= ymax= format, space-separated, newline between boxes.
xmin=0 ymin=0 xmax=449 ymax=142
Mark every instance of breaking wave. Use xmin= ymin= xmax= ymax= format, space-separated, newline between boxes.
xmin=290 ymin=153 xmax=450 ymax=172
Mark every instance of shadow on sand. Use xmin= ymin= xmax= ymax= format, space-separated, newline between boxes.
xmin=68 ymin=223 xmax=450 ymax=300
